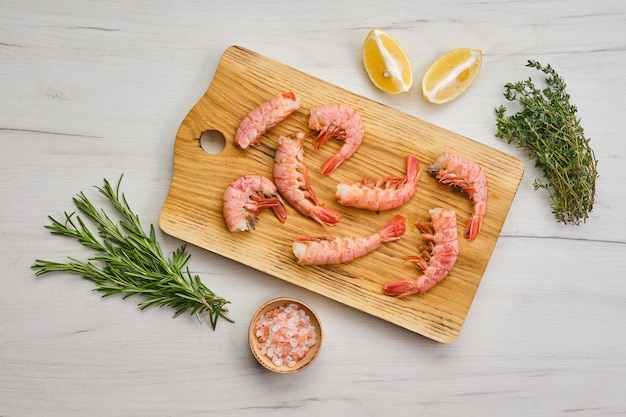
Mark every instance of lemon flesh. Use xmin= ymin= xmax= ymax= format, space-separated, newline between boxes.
xmin=422 ymin=48 xmax=482 ymax=104
xmin=362 ymin=29 xmax=413 ymax=94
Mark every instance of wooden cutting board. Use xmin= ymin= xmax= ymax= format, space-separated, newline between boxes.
xmin=159 ymin=45 xmax=524 ymax=344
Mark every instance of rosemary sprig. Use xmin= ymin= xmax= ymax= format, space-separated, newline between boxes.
xmin=31 ymin=176 xmax=233 ymax=329
xmin=495 ymin=60 xmax=598 ymax=225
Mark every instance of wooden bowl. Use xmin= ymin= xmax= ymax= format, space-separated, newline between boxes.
xmin=248 ymin=297 xmax=323 ymax=374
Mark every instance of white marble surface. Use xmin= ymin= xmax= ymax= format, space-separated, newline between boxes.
xmin=2 ymin=1 xmax=625 ymax=415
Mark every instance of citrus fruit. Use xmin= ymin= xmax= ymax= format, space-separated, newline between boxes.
xmin=422 ymin=48 xmax=482 ymax=104
xmin=362 ymin=29 xmax=413 ymax=94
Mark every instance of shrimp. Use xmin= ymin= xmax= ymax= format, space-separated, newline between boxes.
xmin=308 ymin=103 xmax=365 ymax=175
xmin=335 ymin=154 xmax=421 ymax=211
xmin=234 ymin=91 xmax=301 ymax=149
xmin=293 ymin=214 xmax=406 ymax=265
xmin=273 ymin=133 xmax=341 ymax=226
xmin=222 ymin=174 xmax=287 ymax=232
xmin=428 ymin=151 xmax=487 ymax=241
xmin=383 ymin=208 xmax=458 ymax=297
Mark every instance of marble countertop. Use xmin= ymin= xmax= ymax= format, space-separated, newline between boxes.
xmin=2 ymin=1 xmax=625 ymax=415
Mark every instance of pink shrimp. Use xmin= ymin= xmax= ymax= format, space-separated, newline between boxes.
xmin=308 ymin=103 xmax=365 ymax=175
xmin=234 ymin=91 xmax=301 ymax=149
xmin=428 ymin=151 xmax=488 ymax=241
xmin=293 ymin=214 xmax=406 ymax=265
xmin=335 ymin=154 xmax=421 ymax=211
xmin=222 ymin=174 xmax=287 ymax=232
xmin=273 ymin=133 xmax=341 ymax=226
xmin=383 ymin=208 xmax=458 ymax=297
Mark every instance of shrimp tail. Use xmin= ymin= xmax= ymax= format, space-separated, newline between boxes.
xmin=383 ymin=279 xmax=420 ymax=298
xmin=464 ymin=214 xmax=481 ymax=241
xmin=383 ymin=274 xmax=440 ymax=297
xmin=273 ymin=203 xmax=288 ymax=223
xmin=320 ymin=154 xmax=346 ymax=175
xmin=312 ymin=127 xmax=341 ymax=149
xmin=378 ymin=214 xmax=406 ymax=242
xmin=404 ymin=255 xmax=429 ymax=270
xmin=250 ymin=193 xmax=288 ymax=223
xmin=310 ymin=206 xmax=342 ymax=226
xmin=406 ymin=155 xmax=420 ymax=182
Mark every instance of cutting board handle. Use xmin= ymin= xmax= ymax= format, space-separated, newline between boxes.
xmin=173 ymin=46 xmax=251 ymax=155
xmin=175 ymin=94 xmax=216 ymax=153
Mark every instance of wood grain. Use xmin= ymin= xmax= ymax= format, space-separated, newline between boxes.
xmin=158 ymin=45 xmax=524 ymax=343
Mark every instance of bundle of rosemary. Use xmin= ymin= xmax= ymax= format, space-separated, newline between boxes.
xmin=31 ymin=176 xmax=233 ymax=329
xmin=495 ymin=60 xmax=598 ymax=225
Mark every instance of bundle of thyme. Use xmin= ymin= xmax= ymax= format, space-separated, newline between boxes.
xmin=495 ymin=60 xmax=598 ymax=225
xmin=31 ymin=176 xmax=233 ymax=329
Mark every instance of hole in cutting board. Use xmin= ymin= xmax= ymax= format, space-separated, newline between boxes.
xmin=200 ymin=130 xmax=226 ymax=154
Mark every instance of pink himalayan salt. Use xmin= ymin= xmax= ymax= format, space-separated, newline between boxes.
xmin=254 ymin=303 xmax=316 ymax=368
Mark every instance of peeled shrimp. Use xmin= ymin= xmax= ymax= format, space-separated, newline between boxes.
xmin=222 ymin=174 xmax=287 ymax=232
xmin=335 ymin=154 xmax=420 ymax=211
xmin=234 ymin=91 xmax=301 ymax=149
xmin=428 ymin=151 xmax=487 ymax=241
xmin=293 ymin=214 xmax=406 ymax=265
xmin=308 ymin=103 xmax=365 ymax=175
xmin=383 ymin=208 xmax=458 ymax=297
xmin=273 ymin=133 xmax=341 ymax=226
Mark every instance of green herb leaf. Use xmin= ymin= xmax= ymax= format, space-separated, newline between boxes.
xmin=495 ymin=60 xmax=598 ymax=225
xmin=31 ymin=175 xmax=233 ymax=329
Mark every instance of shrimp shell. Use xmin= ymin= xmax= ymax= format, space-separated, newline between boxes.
xmin=234 ymin=91 xmax=301 ymax=149
xmin=428 ymin=151 xmax=487 ymax=241
xmin=383 ymin=208 xmax=458 ymax=297
xmin=273 ymin=134 xmax=341 ymax=226
xmin=293 ymin=214 xmax=406 ymax=265
xmin=308 ymin=103 xmax=365 ymax=175
xmin=335 ymin=154 xmax=420 ymax=211
xmin=222 ymin=174 xmax=287 ymax=232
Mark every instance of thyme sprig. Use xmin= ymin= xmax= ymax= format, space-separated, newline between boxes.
xmin=495 ymin=60 xmax=598 ymax=225
xmin=31 ymin=176 xmax=233 ymax=329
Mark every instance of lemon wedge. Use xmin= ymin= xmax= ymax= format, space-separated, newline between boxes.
xmin=422 ymin=48 xmax=482 ymax=104
xmin=362 ymin=29 xmax=413 ymax=94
